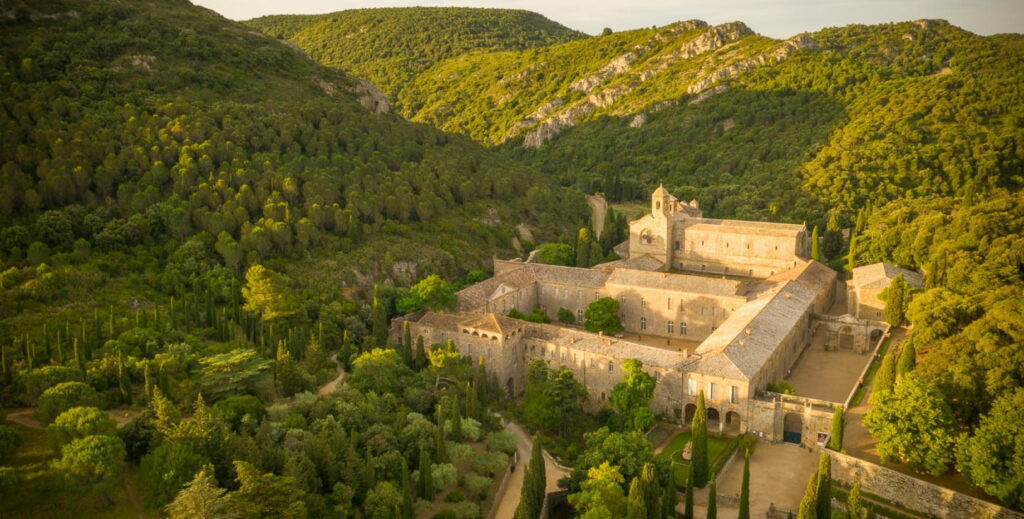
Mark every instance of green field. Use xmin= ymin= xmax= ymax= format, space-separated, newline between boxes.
xmin=655 ymin=430 xmax=730 ymax=487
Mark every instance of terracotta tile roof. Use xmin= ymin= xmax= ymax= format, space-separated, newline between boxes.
xmin=680 ymin=217 xmax=806 ymax=238
xmin=606 ymin=269 xmax=743 ymax=296
xmin=460 ymin=313 xmax=521 ymax=334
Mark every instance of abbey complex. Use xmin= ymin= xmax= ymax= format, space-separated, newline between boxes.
xmin=397 ymin=188 xmax=913 ymax=447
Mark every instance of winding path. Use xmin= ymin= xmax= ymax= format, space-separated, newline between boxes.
xmin=317 ymin=353 xmax=345 ymax=395
xmin=491 ymin=420 xmax=571 ymax=518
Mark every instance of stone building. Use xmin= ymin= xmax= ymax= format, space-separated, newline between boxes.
xmin=848 ymin=263 xmax=924 ymax=321
xmin=393 ymin=188 xmax=890 ymax=446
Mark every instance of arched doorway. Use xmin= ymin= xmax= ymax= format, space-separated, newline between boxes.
xmin=506 ymin=378 xmax=515 ymax=398
xmin=707 ymin=408 xmax=721 ymax=432
xmin=870 ymin=328 xmax=883 ymax=343
xmin=684 ymin=403 xmax=697 ymax=424
xmin=724 ymin=411 xmax=742 ymax=435
xmin=783 ymin=412 xmax=803 ymax=444
xmin=839 ymin=326 xmax=855 ymax=349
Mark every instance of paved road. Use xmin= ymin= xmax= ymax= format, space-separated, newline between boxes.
xmin=491 ymin=421 xmax=570 ymax=519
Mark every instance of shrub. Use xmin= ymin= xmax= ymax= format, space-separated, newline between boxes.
xmin=447 ymin=442 xmax=474 ymax=464
xmin=766 ymin=381 xmax=796 ymax=395
xmin=0 ymin=425 xmax=21 ymax=463
xmin=211 ymin=394 xmax=266 ymax=429
xmin=37 ymin=382 xmax=102 ymax=425
xmin=471 ymin=450 xmax=509 ymax=476
xmin=433 ymin=463 xmax=457 ymax=489
xmin=462 ymin=472 xmax=493 ymax=500
xmin=18 ymin=366 xmax=82 ymax=405
xmin=445 ymin=489 xmax=465 ymax=502
xmin=140 ymin=441 xmax=210 ymax=506
xmin=485 ymin=430 xmax=517 ymax=455
xmin=48 ymin=406 xmax=116 ymax=450
xmin=557 ymin=308 xmax=575 ymax=324
xmin=446 ymin=417 xmax=482 ymax=442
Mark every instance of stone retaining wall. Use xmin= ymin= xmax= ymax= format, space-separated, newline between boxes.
xmin=828 ymin=450 xmax=1024 ymax=519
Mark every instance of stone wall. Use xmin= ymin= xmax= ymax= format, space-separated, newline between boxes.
xmin=828 ymin=450 xmax=1024 ymax=519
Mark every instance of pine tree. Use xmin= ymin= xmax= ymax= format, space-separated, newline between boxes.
xmin=827 ymin=406 xmax=844 ymax=451
xmin=707 ymin=476 xmax=717 ymax=519
xmin=739 ymin=448 xmax=750 ymax=519
xmin=816 ymin=454 xmax=831 ymax=519
xmin=371 ymin=284 xmax=388 ymax=347
xmin=691 ymin=390 xmax=709 ymax=488
xmin=810 ymin=225 xmax=821 ymax=261
xmin=418 ymin=447 xmax=433 ymax=500
xmin=797 ymin=470 xmax=819 ymax=519
xmin=896 ymin=341 xmax=916 ymax=378
xmin=684 ymin=463 xmax=694 ymax=519
xmin=847 ymin=481 xmax=863 ymax=519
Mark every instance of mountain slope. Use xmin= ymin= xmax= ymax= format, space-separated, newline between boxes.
xmin=389 ymin=19 xmax=1023 ymax=225
xmin=0 ymin=0 xmax=587 ymax=314
xmin=243 ymin=7 xmax=587 ymax=105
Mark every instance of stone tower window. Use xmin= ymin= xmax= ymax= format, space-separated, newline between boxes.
xmin=667 ymin=321 xmax=674 ymax=334
xmin=640 ymin=317 xmax=647 ymax=330
xmin=674 ymin=240 xmax=680 ymax=250
xmin=656 ymin=202 xmax=661 ymax=210
xmin=680 ymin=322 xmax=687 ymax=335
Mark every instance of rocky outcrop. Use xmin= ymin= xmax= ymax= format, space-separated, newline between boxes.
xmin=348 ymin=79 xmax=391 ymax=114
xmin=519 ymin=22 xmax=815 ymax=148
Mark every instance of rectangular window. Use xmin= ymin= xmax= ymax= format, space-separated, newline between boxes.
xmin=640 ymin=298 xmax=646 ymax=309
xmin=688 ymin=379 xmax=697 ymax=396
xmin=708 ymin=382 xmax=716 ymax=400
xmin=667 ymin=321 xmax=674 ymax=334
xmin=674 ymin=240 xmax=680 ymax=250
xmin=577 ymin=309 xmax=584 ymax=322
xmin=730 ymin=386 xmax=738 ymax=404
xmin=667 ymin=297 xmax=672 ymax=310
xmin=608 ymin=362 xmax=614 ymax=372
xmin=640 ymin=317 xmax=647 ymax=330
xmin=680 ymin=322 xmax=687 ymax=335
xmin=540 ymin=286 xmax=545 ymax=295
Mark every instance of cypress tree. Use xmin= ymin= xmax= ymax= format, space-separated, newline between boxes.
xmin=0 ymin=344 xmax=8 ymax=385
xmin=896 ymin=341 xmax=916 ymax=378
xmin=797 ymin=471 xmax=819 ymax=519
xmin=846 ymin=235 xmax=857 ymax=273
xmin=816 ymin=454 xmax=831 ymax=519
xmin=371 ymin=284 xmax=388 ymax=347
xmin=418 ymin=447 xmax=433 ymax=500
xmin=143 ymin=363 xmax=154 ymax=402
xmin=691 ymin=390 xmax=709 ymax=487
xmin=883 ymin=274 xmax=909 ymax=326
xmin=661 ymin=462 xmax=678 ymax=519
xmin=401 ymin=321 xmax=413 ymax=366
xmin=847 ymin=482 xmax=863 ymax=519
xmin=399 ymin=458 xmax=414 ymax=519
xmin=684 ymin=463 xmax=694 ymax=519
xmin=465 ymin=382 xmax=479 ymax=421
xmin=627 ymin=478 xmax=645 ymax=519
xmin=588 ymin=239 xmax=604 ymax=267
xmin=810 ymin=225 xmax=821 ymax=261
xmin=640 ymin=463 xmax=659 ymax=519
xmin=707 ymin=476 xmax=717 ymax=519
xmin=435 ymin=404 xmax=447 ymax=462
xmin=73 ymin=337 xmax=85 ymax=376
xmin=415 ymin=335 xmax=426 ymax=369
xmin=515 ymin=436 xmax=546 ymax=519
xmin=451 ymin=395 xmax=464 ymax=441
xmin=827 ymin=406 xmax=844 ymax=451
xmin=575 ymin=227 xmax=591 ymax=268
xmin=118 ymin=351 xmax=132 ymax=405
xmin=872 ymin=353 xmax=898 ymax=399
xmin=739 ymin=449 xmax=750 ymax=519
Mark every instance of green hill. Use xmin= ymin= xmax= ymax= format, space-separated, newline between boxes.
xmin=243 ymin=7 xmax=587 ymax=104
xmin=0 ymin=0 xmax=587 ymax=319
xmin=392 ymin=19 xmax=1024 ymax=225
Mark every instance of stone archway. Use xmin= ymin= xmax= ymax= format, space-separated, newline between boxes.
xmin=684 ymin=403 xmax=697 ymax=425
xmin=724 ymin=411 xmax=742 ymax=435
xmin=870 ymin=328 xmax=883 ymax=343
xmin=783 ymin=412 xmax=803 ymax=444
xmin=707 ymin=408 xmax=721 ymax=432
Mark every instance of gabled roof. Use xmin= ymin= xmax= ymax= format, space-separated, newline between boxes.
xmin=851 ymin=263 xmax=924 ymax=289
xmin=680 ymin=217 xmax=806 ymax=237
xmin=606 ymin=269 xmax=743 ymax=296
xmin=593 ymin=254 xmax=665 ymax=272
xmin=460 ymin=313 xmax=520 ymax=335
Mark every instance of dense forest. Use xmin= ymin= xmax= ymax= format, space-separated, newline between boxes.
xmin=243 ymin=7 xmax=586 ymax=107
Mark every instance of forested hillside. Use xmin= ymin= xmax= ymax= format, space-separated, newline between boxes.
xmin=399 ymin=19 xmax=1023 ymax=226
xmin=243 ymin=7 xmax=587 ymax=105
xmin=0 ymin=0 xmax=587 ymax=516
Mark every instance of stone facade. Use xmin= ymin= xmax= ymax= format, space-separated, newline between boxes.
xmin=393 ymin=188 xmax=893 ymax=447
xmin=848 ymin=263 xmax=924 ymax=320
xmin=829 ymin=450 xmax=1024 ymax=519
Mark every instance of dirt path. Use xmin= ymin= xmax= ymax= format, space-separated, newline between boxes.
xmin=491 ymin=420 xmax=570 ymax=518
xmin=5 ymin=408 xmax=43 ymax=430
xmin=588 ymin=194 xmax=608 ymax=238
xmin=317 ymin=353 xmax=345 ymax=396
xmin=122 ymin=475 xmax=147 ymax=519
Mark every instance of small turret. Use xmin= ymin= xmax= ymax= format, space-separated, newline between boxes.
xmin=652 ymin=184 xmax=677 ymax=218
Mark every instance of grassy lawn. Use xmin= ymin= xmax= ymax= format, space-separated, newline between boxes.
xmin=646 ymin=422 xmax=679 ymax=450
xmin=655 ymin=430 xmax=730 ymax=487
xmin=1 ymin=421 xmax=159 ymax=519
xmin=849 ymin=336 xmax=892 ymax=407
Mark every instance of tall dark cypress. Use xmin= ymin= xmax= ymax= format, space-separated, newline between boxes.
xmin=684 ymin=463 xmax=694 ymax=519
xmin=371 ymin=284 xmax=387 ymax=347
xmin=418 ymin=447 xmax=434 ymax=500
xmin=739 ymin=449 xmax=750 ymax=519
xmin=399 ymin=458 xmax=414 ymax=519
xmin=707 ymin=476 xmax=717 ymax=519
xmin=514 ymin=436 xmax=546 ymax=519
xmin=816 ymin=453 xmax=831 ymax=519
xmin=691 ymin=390 xmax=709 ymax=487
xmin=401 ymin=321 xmax=413 ymax=365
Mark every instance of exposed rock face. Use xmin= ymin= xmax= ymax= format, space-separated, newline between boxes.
xmin=349 ymin=79 xmax=391 ymax=114
xmin=519 ymin=20 xmax=814 ymax=148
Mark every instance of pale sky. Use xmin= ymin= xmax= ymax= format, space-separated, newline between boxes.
xmin=195 ymin=0 xmax=1022 ymax=39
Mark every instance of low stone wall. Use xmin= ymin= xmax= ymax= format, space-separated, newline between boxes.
xmin=828 ymin=450 xmax=1024 ymax=519
xmin=486 ymin=459 xmax=516 ymax=519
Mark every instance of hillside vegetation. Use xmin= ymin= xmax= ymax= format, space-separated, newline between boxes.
xmin=244 ymin=7 xmax=587 ymax=104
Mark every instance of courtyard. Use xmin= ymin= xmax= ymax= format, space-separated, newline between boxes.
xmin=786 ymin=326 xmax=873 ymax=403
